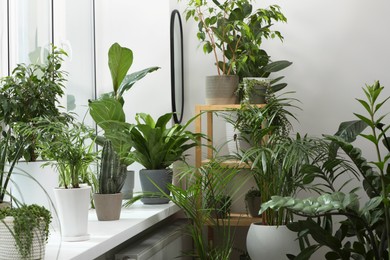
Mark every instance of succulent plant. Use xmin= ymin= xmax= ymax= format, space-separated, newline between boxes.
xmin=98 ymin=140 xmax=127 ymax=194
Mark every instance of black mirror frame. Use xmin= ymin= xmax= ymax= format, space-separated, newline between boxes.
xmin=170 ymin=9 xmax=184 ymax=124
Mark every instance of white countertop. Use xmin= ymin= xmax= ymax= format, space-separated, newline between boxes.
xmin=45 ymin=202 xmax=181 ymax=260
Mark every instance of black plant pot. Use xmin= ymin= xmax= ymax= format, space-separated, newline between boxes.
xmin=139 ymin=169 xmax=173 ymax=204
xmin=245 ymin=196 xmax=261 ymax=218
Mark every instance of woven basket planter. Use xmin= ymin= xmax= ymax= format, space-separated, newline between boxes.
xmin=0 ymin=217 xmax=46 ymax=260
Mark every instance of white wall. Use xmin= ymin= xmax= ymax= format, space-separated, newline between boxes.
xmin=180 ymin=0 xmax=390 ymax=160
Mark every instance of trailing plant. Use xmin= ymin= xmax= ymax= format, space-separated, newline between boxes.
xmin=0 ymin=45 xmax=68 ymax=161
xmin=181 ymin=0 xmax=287 ymax=75
xmin=97 ymin=140 xmax=127 ymax=194
xmin=260 ymin=81 xmax=390 ymax=260
xmin=15 ymin=115 xmax=97 ymax=189
xmin=0 ymin=204 xmax=51 ymax=259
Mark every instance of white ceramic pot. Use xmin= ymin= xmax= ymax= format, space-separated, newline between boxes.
xmin=246 ymin=223 xmax=299 ymax=260
xmin=10 ymin=161 xmax=58 ymax=211
xmin=53 ymin=185 xmax=91 ymax=241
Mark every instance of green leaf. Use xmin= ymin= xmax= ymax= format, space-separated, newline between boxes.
xmin=118 ymin=66 xmax=160 ymax=97
xmin=108 ymin=43 xmax=133 ymax=94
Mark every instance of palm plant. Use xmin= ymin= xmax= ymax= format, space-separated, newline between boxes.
xmin=236 ymin=91 xmax=326 ymax=225
xmin=162 ymin=159 xmax=249 ymax=259
xmin=260 ymin=81 xmax=390 ymax=259
xmin=15 ymin=116 xmax=97 ymax=189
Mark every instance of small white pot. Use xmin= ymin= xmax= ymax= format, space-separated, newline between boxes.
xmin=246 ymin=223 xmax=299 ymax=260
xmin=53 ymin=185 xmax=91 ymax=241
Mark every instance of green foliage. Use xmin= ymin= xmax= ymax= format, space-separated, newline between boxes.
xmin=15 ymin=116 xmax=97 ymax=189
xmin=260 ymin=81 xmax=390 ymax=260
xmin=0 ymin=129 xmax=24 ymax=203
xmin=97 ymin=140 xmax=127 ymax=194
xmin=160 ymin=159 xmax=249 ymax=259
xmin=89 ymin=42 xmax=159 ymax=166
xmin=0 ymin=204 xmax=51 ymax=259
xmin=0 ymin=45 xmax=68 ymax=161
xmin=181 ymin=0 xmax=287 ymax=76
xmin=245 ymin=187 xmax=261 ymax=200
xmin=128 ymin=112 xmax=203 ymax=169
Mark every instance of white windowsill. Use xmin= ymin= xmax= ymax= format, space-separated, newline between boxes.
xmin=45 ymin=202 xmax=181 ymax=260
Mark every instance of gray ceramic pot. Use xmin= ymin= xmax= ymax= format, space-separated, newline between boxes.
xmin=205 ymin=75 xmax=239 ymax=104
xmin=139 ymin=169 xmax=173 ymax=204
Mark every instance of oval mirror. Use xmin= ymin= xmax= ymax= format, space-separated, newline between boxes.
xmin=170 ymin=9 xmax=184 ymax=124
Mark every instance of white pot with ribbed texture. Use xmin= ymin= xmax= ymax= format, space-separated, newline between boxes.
xmin=0 ymin=217 xmax=46 ymax=260
xmin=246 ymin=223 xmax=299 ymax=260
xmin=54 ymin=185 xmax=91 ymax=241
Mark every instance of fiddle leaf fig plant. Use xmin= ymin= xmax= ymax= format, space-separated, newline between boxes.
xmin=89 ymin=43 xmax=159 ymax=166
xmin=260 ymin=81 xmax=390 ymax=260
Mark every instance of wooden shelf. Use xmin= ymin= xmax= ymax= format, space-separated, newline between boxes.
xmin=201 ymin=159 xmax=252 ymax=169
xmin=206 ymin=213 xmax=261 ymax=227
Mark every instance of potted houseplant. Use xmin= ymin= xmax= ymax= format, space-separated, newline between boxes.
xmin=182 ymin=0 xmax=287 ymax=104
xmin=244 ymin=187 xmax=261 ymax=218
xmin=259 ymin=81 xmax=390 ymax=260
xmin=0 ymin=204 xmax=51 ymax=260
xmin=162 ymin=159 xmax=248 ymax=259
xmin=16 ymin=116 xmax=97 ymax=241
xmin=128 ymin=112 xmax=202 ymax=204
xmin=89 ymin=42 xmax=159 ymax=200
xmin=93 ymin=140 xmax=126 ymax=221
xmin=236 ymin=92 xmax=326 ymax=259
xmin=0 ymin=45 xmax=68 ymax=162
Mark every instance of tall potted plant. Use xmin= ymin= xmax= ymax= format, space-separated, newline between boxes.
xmin=182 ymin=0 xmax=287 ymax=104
xmin=16 ymin=116 xmax=97 ymax=241
xmin=235 ymin=92 xmax=326 ymax=259
xmin=89 ymin=42 xmax=159 ymax=200
xmin=259 ymin=81 xmax=390 ymax=260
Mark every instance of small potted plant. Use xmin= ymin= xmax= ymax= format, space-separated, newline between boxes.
xmin=93 ymin=140 xmax=127 ymax=221
xmin=89 ymin=42 xmax=159 ymax=200
xmin=16 ymin=116 xmax=97 ymax=241
xmin=244 ymin=187 xmax=261 ymax=218
xmin=182 ymin=0 xmax=287 ymax=104
xmin=0 ymin=204 xmax=51 ymax=260
xmin=129 ymin=113 xmax=202 ymax=204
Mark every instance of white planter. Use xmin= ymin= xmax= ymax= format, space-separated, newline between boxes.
xmin=246 ymin=223 xmax=299 ymax=260
xmin=0 ymin=216 xmax=46 ymax=260
xmin=10 ymin=161 xmax=58 ymax=211
xmin=54 ymin=185 xmax=91 ymax=241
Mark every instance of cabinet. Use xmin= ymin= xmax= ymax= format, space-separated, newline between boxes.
xmin=194 ymin=104 xmax=265 ymax=226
